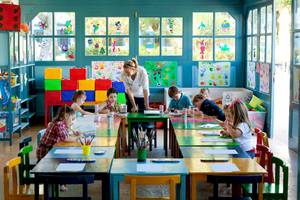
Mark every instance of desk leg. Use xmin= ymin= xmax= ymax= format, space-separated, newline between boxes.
xmin=191 ymin=175 xmax=197 ymax=200
xmin=121 ymin=118 xmax=127 ymax=157
xmin=164 ymin=119 xmax=168 ymax=156
xmin=127 ymin=121 xmax=132 ymax=156
xmin=180 ymin=175 xmax=186 ymax=200
xmin=34 ymin=175 xmax=39 ymax=200
xmin=103 ymin=174 xmax=110 ymax=200
xmin=116 ymin=128 xmax=120 ymax=158
xmin=258 ymin=175 xmax=264 ymax=200
xmin=186 ymin=174 xmax=190 ymax=200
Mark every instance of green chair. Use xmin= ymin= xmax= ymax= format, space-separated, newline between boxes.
xmin=243 ymin=156 xmax=289 ymax=200
xmin=18 ymin=145 xmax=35 ymax=185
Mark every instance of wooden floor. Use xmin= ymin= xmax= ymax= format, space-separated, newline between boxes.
xmin=0 ymin=124 xmax=297 ymax=200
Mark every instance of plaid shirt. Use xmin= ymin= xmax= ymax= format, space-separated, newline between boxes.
xmin=36 ymin=121 xmax=69 ymax=161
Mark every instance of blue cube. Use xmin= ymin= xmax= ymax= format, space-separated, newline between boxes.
xmin=85 ymin=91 xmax=95 ymax=102
xmin=62 ymin=90 xmax=75 ymax=102
xmin=112 ymin=81 xmax=125 ymax=93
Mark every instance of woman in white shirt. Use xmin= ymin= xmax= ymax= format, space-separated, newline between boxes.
xmin=121 ymin=58 xmax=150 ymax=112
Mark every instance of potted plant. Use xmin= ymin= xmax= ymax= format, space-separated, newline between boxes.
xmin=132 ymin=126 xmax=155 ymax=162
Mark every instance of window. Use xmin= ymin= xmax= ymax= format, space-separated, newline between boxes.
xmin=84 ymin=17 xmax=129 ymax=56
xmin=138 ymin=17 xmax=183 ymax=56
xmin=192 ymin=12 xmax=236 ymax=61
xmin=32 ymin=12 xmax=76 ymax=61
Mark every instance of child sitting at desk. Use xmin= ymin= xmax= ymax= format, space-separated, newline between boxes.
xmin=192 ymin=94 xmax=225 ymax=121
xmin=71 ymin=90 xmax=94 ymax=116
xmin=167 ymin=86 xmax=192 ymax=112
xmin=97 ymin=88 xmax=119 ymax=114
xmin=220 ymin=100 xmax=255 ymax=158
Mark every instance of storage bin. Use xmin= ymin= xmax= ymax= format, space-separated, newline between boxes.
xmin=45 ymin=91 xmax=61 ymax=102
xmin=70 ymin=68 xmax=87 ymax=80
xmin=78 ymin=80 xmax=95 ymax=90
xmin=95 ymin=91 xmax=107 ymax=102
xmin=85 ymin=91 xmax=95 ymax=102
xmin=62 ymin=79 xmax=78 ymax=90
xmin=44 ymin=80 xmax=61 ymax=91
xmin=117 ymin=93 xmax=126 ymax=104
xmin=62 ymin=90 xmax=75 ymax=102
xmin=44 ymin=68 xmax=62 ymax=80
xmin=95 ymin=79 xmax=112 ymax=90
xmin=112 ymin=81 xmax=125 ymax=93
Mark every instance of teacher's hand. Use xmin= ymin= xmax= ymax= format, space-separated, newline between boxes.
xmin=131 ymin=105 xmax=138 ymax=112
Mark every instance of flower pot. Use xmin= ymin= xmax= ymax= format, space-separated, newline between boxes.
xmin=137 ymin=148 xmax=147 ymax=162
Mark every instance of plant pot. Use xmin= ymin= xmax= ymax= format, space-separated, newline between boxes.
xmin=137 ymin=148 xmax=147 ymax=162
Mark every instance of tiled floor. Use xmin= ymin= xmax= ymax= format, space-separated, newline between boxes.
xmin=0 ymin=124 xmax=297 ymax=199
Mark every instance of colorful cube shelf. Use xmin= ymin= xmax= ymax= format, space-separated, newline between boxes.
xmin=95 ymin=91 xmax=107 ymax=102
xmin=117 ymin=93 xmax=126 ymax=104
xmin=45 ymin=91 xmax=61 ymax=102
xmin=112 ymin=81 xmax=125 ymax=93
xmin=70 ymin=68 xmax=87 ymax=80
xmin=44 ymin=80 xmax=61 ymax=91
xmin=44 ymin=68 xmax=63 ymax=80
xmin=85 ymin=91 xmax=95 ymax=102
xmin=78 ymin=80 xmax=95 ymax=90
xmin=95 ymin=79 xmax=112 ymax=90
xmin=62 ymin=90 xmax=75 ymax=102
xmin=62 ymin=79 xmax=78 ymax=90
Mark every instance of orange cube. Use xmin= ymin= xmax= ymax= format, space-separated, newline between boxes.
xmin=44 ymin=68 xmax=62 ymax=80
xmin=95 ymin=91 xmax=107 ymax=102
xmin=78 ymin=80 xmax=95 ymax=90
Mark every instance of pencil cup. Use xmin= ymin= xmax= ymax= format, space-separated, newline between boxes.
xmin=137 ymin=149 xmax=147 ymax=162
xmin=82 ymin=145 xmax=91 ymax=156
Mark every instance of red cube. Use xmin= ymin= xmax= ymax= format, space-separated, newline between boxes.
xmin=45 ymin=91 xmax=61 ymax=103
xmin=0 ymin=4 xmax=21 ymax=31
xmin=62 ymin=79 xmax=78 ymax=90
xmin=95 ymin=79 xmax=112 ymax=90
xmin=70 ymin=68 xmax=87 ymax=80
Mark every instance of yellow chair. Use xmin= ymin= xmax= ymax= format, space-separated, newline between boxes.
xmin=3 ymin=157 xmax=43 ymax=200
xmin=124 ymin=175 xmax=180 ymax=200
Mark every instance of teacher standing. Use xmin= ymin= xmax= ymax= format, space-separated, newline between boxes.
xmin=121 ymin=58 xmax=150 ymax=112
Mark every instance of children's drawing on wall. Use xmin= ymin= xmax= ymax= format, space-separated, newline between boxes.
xmin=215 ymin=38 xmax=235 ymax=61
xmin=108 ymin=17 xmax=129 ymax=35
xmin=161 ymin=17 xmax=183 ymax=36
xmin=54 ymin=12 xmax=75 ymax=35
xmin=85 ymin=38 xmax=106 ymax=56
xmin=215 ymin=12 xmax=236 ymax=36
xmin=259 ymin=63 xmax=270 ymax=94
xmin=193 ymin=12 xmax=213 ymax=35
xmin=34 ymin=38 xmax=53 ymax=61
xmin=139 ymin=38 xmax=160 ymax=56
xmin=85 ymin=17 xmax=106 ymax=35
xmin=198 ymin=62 xmax=230 ymax=86
xmin=294 ymin=33 xmax=300 ymax=65
xmin=247 ymin=62 xmax=256 ymax=89
xmin=139 ymin=17 xmax=160 ymax=36
xmin=108 ymin=38 xmax=129 ymax=56
xmin=54 ymin=38 xmax=75 ymax=61
xmin=92 ymin=61 xmax=124 ymax=81
xmin=192 ymin=38 xmax=213 ymax=60
xmin=293 ymin=67 xmax=300 ymax=103
xmin=32 ymin=12 xmax=52 ymax=35
xmin=144 ymin=61 xmax=177 ymax=87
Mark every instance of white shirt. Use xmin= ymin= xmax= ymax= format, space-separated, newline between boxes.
xmin=121 ymin=66 xmax=150 ymax=98
xmin=234 ymin=122 xmax=255 ymax=152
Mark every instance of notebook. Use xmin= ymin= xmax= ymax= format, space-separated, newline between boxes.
xmin=144 ymin=110 xmax=160 ymax=115
xmin=56 ymin=163 xmax=86 ymax=172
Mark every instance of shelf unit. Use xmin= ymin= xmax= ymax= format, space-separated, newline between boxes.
xmin=0 ymin=30 xmax=36 ymax=145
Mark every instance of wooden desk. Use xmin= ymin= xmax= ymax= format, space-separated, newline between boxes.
xmin=184 ymin=158 xmax=267 ymax=200
xmin=55 ymin=136 xmax=118 ymax=147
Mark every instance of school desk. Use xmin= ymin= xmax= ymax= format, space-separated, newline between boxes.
xmin=32 ymin=157 xmax=112 ymax=200
xmin=184 ymin=158 xmax=267 ymax=200
xmin=127 ymin=113 xmax=169 ymax=156
xmin=110 ymin=159 xmax=188 ymax=200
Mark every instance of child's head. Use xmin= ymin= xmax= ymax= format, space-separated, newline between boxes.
xmin=200 ymin=88 xmax=209 ymax=98
xmin=72 ymin=90 xmax=86 ymax=105
xmin=107 ymin=88 xmax=118 ymax=103
xmin=168 ymin=86 xmax=181 ymax=100
xmin=53 ymin=105 xmax=75 ymax=128
xmin=123 ymin=58 xmax=138 ymax=76
xmin=192 ymin=94 xmax=206 ymax=108
xmin=230 ymin=99 xmax=251 ymax=128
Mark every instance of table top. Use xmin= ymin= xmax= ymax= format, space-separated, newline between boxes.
xmin=127 ymin=113 xmax=169 ymax=120
xmin=55 ymin=136 xmax=118 ymax=147
xmin=174 ymin=129 xmax=222 ymax=137
xmin=170 ymin=116 xmax=217 ymax=123
xmin=180 ymin=146 xmax=249 ymax=158
xmin=110 ymin=159 xmax=188 ymax=175
xmin=184 ymin=158 xmax=267 ymax=175
xmin=45 ymin=146 xmax=115 ymax=159
xmin=176 ymin=135 xmax=239 ymax=147
xmin=171 ymin=121 xmax=222 ymax=130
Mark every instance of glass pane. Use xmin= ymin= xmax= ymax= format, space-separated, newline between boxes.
xmin=161 ymin=38 xmax=182 ymax=56
xmin=9 ymin=33 xmax=14 ymax=65
xmin=192 ymin=38 xmax=213 ymax=61
xmin=295 ymin=33 xmax=300 ymax=65
xmin=28 ymin=34 xmax=33 ymax=63
xmin=193 ymin=12 xmax=213 ymax=36
xmin=267 ymin=5 xmax=272 ymax=33
xmin=295 ymin=0 xmax=300 ymax=29
xmin=260 ymin=36 xmax=266 ymax=62
xmin=108 ymin=17 xmax=129 ymax=35
xmin=35 ymin=38 xmax=53 ymax=61
xmin=266 ymin=35 xmax=272 ymax=63
xmin=161 ymin=17 xmax=183 ymax=36
xmin=19 ymin=34 xmax=26 ymax=64
xmin=215 ymin=12 xmax=236 ymax=36
xmin=253 ymin=9 xmax=258 ymax=34
xmin=253 ymin=36 xmax=258 ymax=61
xmin=247 ymin=37 xmax=252 ymax=60
xmin=54 ymin=38 xmax=75 ymax=61
xmin=108 ymin=37 xmax=129 ymax=56
xmin=247 ymin=10 xmax=252 ymax=35
xmin=293 ymin=67 xmax=300 ymax=103
xmin=139 ymin=17 xmax=160 ymax=36
xmin=85 ymin=17 xmax=106 ymax=35
xmin=215 ymin=38 xmax=236 ymax=61
xmin=14 ymin=32 xmax=19 ymax=64
xmin=85 ymin=37 xmax=106 ymax=56
xmin=139 ymin=38 xmax=160 ymax=56
xmin=32 ymin=12 xmax=53 ymax=36
xmin=260 ymin=7 xmax=266 ymax=34
xmin=54 ymin=12 xmax=75 ymax=35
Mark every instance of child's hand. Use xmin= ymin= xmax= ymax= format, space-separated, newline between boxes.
xmin=73 ymin=131 xmax=81 ymax=136
xmin=102 ymin=109 xmax=109 ymax=114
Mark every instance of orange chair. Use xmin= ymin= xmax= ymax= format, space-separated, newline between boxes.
xmin=124 ymin=175 xmax=180 ymax=200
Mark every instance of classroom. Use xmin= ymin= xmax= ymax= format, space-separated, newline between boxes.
xmin=0 ymin=0 xmax=299 ymax=199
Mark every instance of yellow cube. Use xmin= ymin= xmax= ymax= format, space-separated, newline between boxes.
xmin=78 ymin=80 xmax=95 ymax=90
xmin=44 ymin=68 xmax=62 ymax=80
xmin=95 ymin=91 xmax=107 ymax=102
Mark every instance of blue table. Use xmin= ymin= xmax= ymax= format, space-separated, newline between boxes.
xmin=180 ymin=146 xmax=249 ymax=158
xmin=110 ymin=159 xmax=188 ymax=200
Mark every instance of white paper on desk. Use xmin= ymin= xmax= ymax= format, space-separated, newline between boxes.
xmin=211 ymin=163 xmax=240 ymax=172
xmin=54 ymin=149 xmax=83 ymax=155
xmin=56 ymin=163 xmax=85 ymax=172
xmin=137 ymin=163 xmax=167 ymax=172
xmin=199 ymin=124 xmax=221 ymax=129
xmin=199 ymin=131 xmax=220 ymax=136
xmin=204 ymin=149 xmax=238 ymax=155
xmin=201 ymin=138 xmax=233 ymax=143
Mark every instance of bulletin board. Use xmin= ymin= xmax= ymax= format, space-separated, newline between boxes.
xmin=198 ymin=62 xmax=230 ymax=86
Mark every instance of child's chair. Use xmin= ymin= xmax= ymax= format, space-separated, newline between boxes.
xmin=255 ymin=144 xmax=274 ymax=183
xmin=18 ymin=145 xmax=35 ymax=185
xmin=124 ymin=175 xmax=180 ymax=200
xmin=19 ymin=136 xmax=32 ymax=150
xmin=36 ymin=129 xmax=46 ymax=146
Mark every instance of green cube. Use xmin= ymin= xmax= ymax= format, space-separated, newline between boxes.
xmin=45 ymin=79 xmax=61 ymax=91
xmin=117 ymin=93 xmax=126 ymax=104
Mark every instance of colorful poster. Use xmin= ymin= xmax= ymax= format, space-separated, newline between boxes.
xmin=144 ymin=61 xmax=178 ymax=87
xmin=259 ymin=63 xmax=270 ymax=94
xmin=198 ymin=62 xmax=230 ymax=86
xmin=293 ymin=67 xmax=300 ymax=103
xmin=247 ymin=62 xmax=256 ymax=89
xmin=92 ymin=61 xmax=124 ymax=81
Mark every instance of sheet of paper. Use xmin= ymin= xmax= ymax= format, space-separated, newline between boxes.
xmin=199 ymin=131 xmax=220 ymax=136
xmin=201 ymin=137 xmax=233 ymax=143
xmin=204 ymin=149 xmax=238 ymax=155
xmin=199 ymin=124 xmax=221 ymax=129
xmin=211 ymin=163 xmax=240 ymax=172
xmin=137 ymin=163 xmax=167 ymax=172
xmin=54 ymin=149 xmax=83 ymax=155
xmin=56 ymin=163 xmax=86 ymax=172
